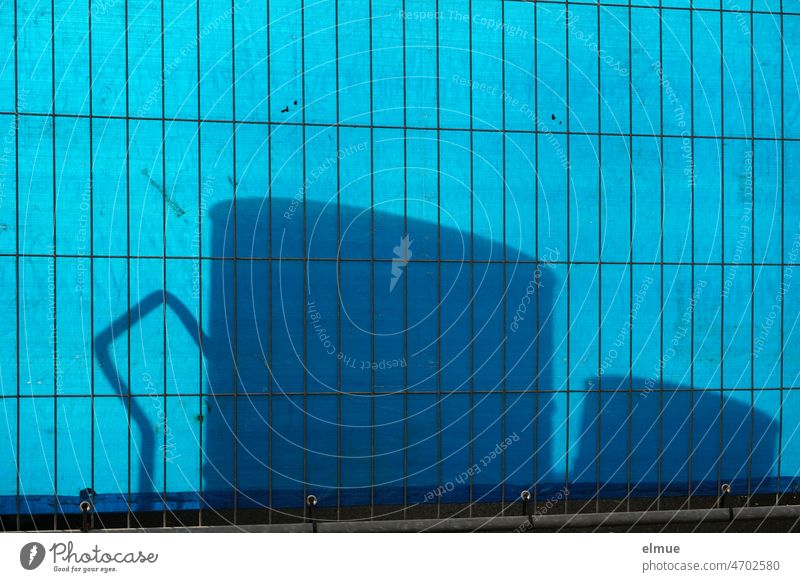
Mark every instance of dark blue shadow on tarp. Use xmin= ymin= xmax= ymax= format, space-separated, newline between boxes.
xmin=6 ymin=196 xmax=777 ymax=515
xmin=569 ymin=377 xmax=779 ymax=500
xmin=87 ymin=197 xmax=557 ymax=513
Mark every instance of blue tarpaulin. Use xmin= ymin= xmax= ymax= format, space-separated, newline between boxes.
xmin=0 ymin=0 xmax=799 ymax=519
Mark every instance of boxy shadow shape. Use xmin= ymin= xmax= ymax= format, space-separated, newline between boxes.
xmin=567 ymin=375 xmax=779 ymax=502
xmin=94 ymin=196 xmax=558 ymax=515
xmin=93 ymin=197 xmax=780 ymax=517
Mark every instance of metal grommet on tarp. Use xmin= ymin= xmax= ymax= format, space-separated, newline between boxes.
xmin=306 ymin=495 xmax=318 ymax=533
xmin=79 ymin=500 xmax=93 ymax=533
xmin=719 ymin=484 xmax=734 ymax=521
xmin=79 ymin=488 xmax=96 ymax=533
xmin=720 ymin=483 xmax=732 ymax=505
xmin=520 ymin=490 xmax=531 ymax=517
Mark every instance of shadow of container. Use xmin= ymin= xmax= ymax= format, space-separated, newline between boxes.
xmin=95 ymin=197 xmax=560 ymax=517
xmin=568 ymin=375 xmax=779 ymax=504
xmin=87 ymin=197 xmax=784 ymax=519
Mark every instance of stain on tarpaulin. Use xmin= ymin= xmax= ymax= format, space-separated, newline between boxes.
xmin=281 ymin=100 xmax=298 ymax=113
xmin=140 ymin=168 xmax=187 ymax=218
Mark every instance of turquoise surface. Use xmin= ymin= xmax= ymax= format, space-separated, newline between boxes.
xmin=0 ymin=0 xmax=798 ymax=515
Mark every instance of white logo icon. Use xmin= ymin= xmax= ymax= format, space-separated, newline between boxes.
xmin=390 ymin=235 xmax=413 ymax=292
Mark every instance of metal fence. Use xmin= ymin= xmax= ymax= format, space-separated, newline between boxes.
xmin=1 ymin=0 xmax=800 ymax=531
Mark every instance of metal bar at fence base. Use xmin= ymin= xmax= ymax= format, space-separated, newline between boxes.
xmin=94 ymin=504 xmax=800 ymax=533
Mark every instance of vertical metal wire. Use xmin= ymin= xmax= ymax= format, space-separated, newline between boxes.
xmin=719 ymin=0 xmax=726 ymax=503
xmin=564 ymin=0 xmax=571 ymax=515
xmin=88 ymin=0 xmax=96 ymax=522
xmin=51 ymin=0 xmax=58 ymax=531
xmin=596 ymin=0 xmax=603 ymax=515
xmin=468 ymin=0 xmax=474 ymax=519
xmin=334 ymin=0 xmax=341 ymax=522
xmin=231 ymin=0 xmax=240 ymax=526
xmin=435 ymin=0 xmax=443 ymax=521
xmin=266 ymin=0 xmax=273 ymax=526
xmin=124 ymin=0 xmax=131 ymax=530
xmin=196 ymin=0 xmax=203 ymax=528
xmin=302 ymin=0 xmax=310 ymax=523
xmin=533 ymin=0 xmax=539 ymax=515
xmin=500 ymin=0 xmax=508 ymax=515
xmin=369 ymin=0 xmax=376 ymax=522
xmin=159 ymin=0 xmax=167 ymax=529
xmin=777 ymin=0 xmax=784 ymax=504
xmin=13 ymin=0 xmax=20 ymax=532
xmin=657 ymin=0 xmax=665 ymax=512
xmin=748 ymin=0 xmax=756 ymax=505
xmin=402 ymin=0 xmax=409 ymax=520
xmin=687 ymin=0 xmax=695 ymax=510
xmin=626 ymin=0 xmax=633 ymax=514
xmin=230 ymin=0 xmax=239 ymax=525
